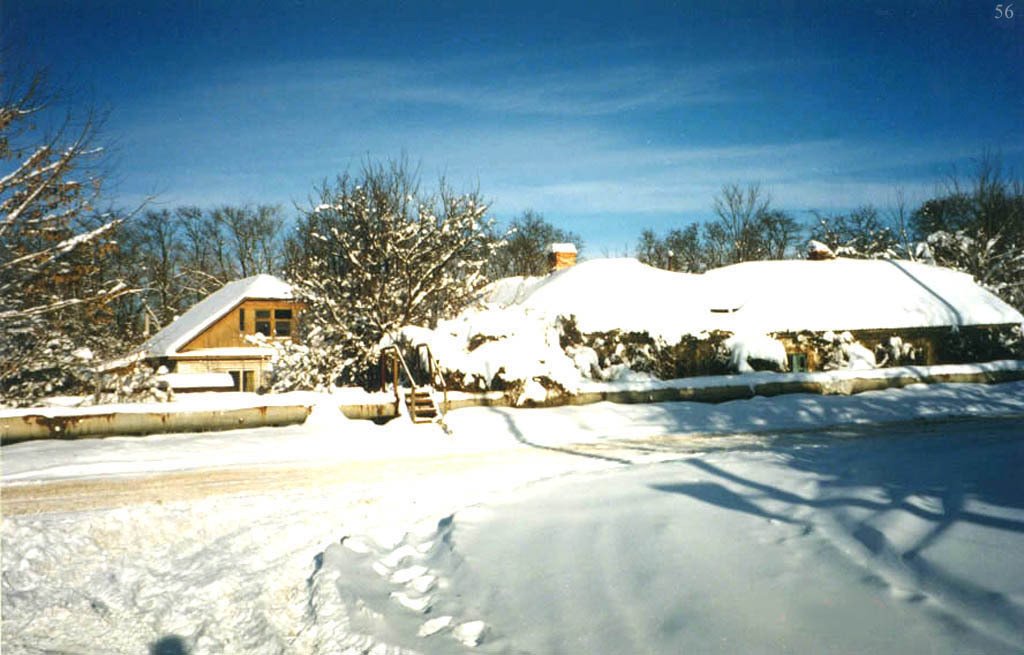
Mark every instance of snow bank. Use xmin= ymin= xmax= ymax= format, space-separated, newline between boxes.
xmin=0 ymin=388 xmax=388 ymax=420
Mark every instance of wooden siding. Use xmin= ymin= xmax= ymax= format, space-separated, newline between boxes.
xmin=180 ymin=299 xmax=302 ymax=352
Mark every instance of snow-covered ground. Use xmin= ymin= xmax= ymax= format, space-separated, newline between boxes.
xmin=3 ymin=382 xmax=1024 ymax=653
xmin=447 ymin=418 xmax=1024 ymax=654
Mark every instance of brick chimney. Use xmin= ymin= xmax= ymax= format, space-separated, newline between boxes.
xmin=546 ymin=243 xmax=577 ymax=272
xmin=807 ymin=239 xmax=836 ymax=260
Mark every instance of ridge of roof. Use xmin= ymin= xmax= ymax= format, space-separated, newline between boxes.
xmin=141 ymin=274 xmax=293 ymax=357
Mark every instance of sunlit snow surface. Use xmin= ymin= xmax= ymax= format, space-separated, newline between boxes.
xmin=2 ymin=384 xmax=1024 ymax=654
xmin=448 ymin=419 xmax=1024 ymax=654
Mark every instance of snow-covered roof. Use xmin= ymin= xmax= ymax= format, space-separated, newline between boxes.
xmin=480 ymin=258 xmax=1022 ymax=337
xmin=482 ymin=258 xmax=707 ymax=341
xmin=546 ymin=242 xmax=578 ymax=254
xmin=701 ymin=258 xmax=1023 ymax=332
xmin=142 ymin=274 xmax=293 ymax=357
xmin=171 ymin=347 xmax=278 ymax=359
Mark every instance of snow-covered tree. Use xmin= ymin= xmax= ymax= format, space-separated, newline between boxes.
xmin=277 ymin=159 xmax=501 ymax=389
xmin=912 ymin=155 xmax=1024 ymax=312
xmin=0 ymin=73 xmax=135 ymax=405
xmin=809 ymin=206 xmax=902 ymax=259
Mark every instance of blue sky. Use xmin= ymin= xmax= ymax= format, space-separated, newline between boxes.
xmin=6 ymin=1 xmax=1023 ymax=253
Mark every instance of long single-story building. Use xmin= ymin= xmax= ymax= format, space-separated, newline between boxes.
xmin=701 ymin=257 xmax=1024 ymax=370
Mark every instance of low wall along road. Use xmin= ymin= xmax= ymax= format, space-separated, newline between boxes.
xmin=2 ymin=360 xmax=1023 ymax=443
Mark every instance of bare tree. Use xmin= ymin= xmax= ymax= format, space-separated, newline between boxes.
xmin=635 ymin=224 xmax=703 ymax=272
xmin=756 ymin=209 xmax=802 ymax=260
xmin=889 ymin=187 xmax=915 ymax=260
xmin=487 ymin=209 xmax=582 ymax=278
xmin=709 ymin=182 xmax=771 ymax=264
xmin=211 ymin=204 xmax=286 ymax=278
xmin=703 ymin=183 xmax=800 ymax=265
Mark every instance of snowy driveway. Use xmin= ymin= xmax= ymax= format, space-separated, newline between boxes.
xmin=3 ymin=384 xmax=1024 ymax=654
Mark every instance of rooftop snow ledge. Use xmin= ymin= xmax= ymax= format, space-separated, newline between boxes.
xmin=577 ymin=359 xmax=1024 ymax=395
xmin=545 ymin=242 xmax=577 ymax=254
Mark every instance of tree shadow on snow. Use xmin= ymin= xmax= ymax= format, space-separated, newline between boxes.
xmin=650 ymin=480 xmax=798 ymax=525
xmin=649 ymin=421 xmax=1024 ymax=640
xmin=493 ymin=408 xmax=632 ymax=464
xmin=671 ymin=432 xmax=1024 ymax=539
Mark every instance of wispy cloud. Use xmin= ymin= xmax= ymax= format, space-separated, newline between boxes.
xmin=110 ymin=51 xmax=1024 ymax=252
xmin=115 ymin=105 xmax=1018 ymax=227
xmin=164 ymin=55 xmax=753 ymax=119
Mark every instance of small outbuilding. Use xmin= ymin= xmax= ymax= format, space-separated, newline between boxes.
xmin=135 ymin=274 xmax=301 ymax=391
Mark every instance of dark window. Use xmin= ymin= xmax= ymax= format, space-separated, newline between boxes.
xmin=238 ymin=308 xmax=246 ymax=331
xmin=228 ymin=371 xmax=241 ymax=390
xmin=788 ymin=352 xmax=808 ymax=373
xmin=274 ymin=308 xmax=293 ymax=337
xmin=255 ymin=310 xmax=271 ymax=336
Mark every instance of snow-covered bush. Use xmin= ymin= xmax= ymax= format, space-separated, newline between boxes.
xmin=795 ymin=331 xmax=877 ymax=371
xmin=721 ymin=333 xmax=788 ymax=373
xmin=0 ymin=337 xmax=98 ymax=407
xmin=395 ymin=304 xmax=744 ymax=401
xmin=391 ymin=309 xmax=581 ymax=396
xmin=910 ymin=156 xmax=1024 ymax=313
xmin=873 ymin=336 xmax=921 ymax=368
xmin=264 ymin=336 xmax=342 ymax=393
xmin=95 ymin=364 xmax=173 ymax=404
xmin=808 ymin=207 xmax=902 ymax=259
xmin=580 ymin=329 xmax=664 ymax=379
xmin=917 ymin=230 xmax=1024 ymax=313
xmin=559 ymin=316 xmax=731 ymax=381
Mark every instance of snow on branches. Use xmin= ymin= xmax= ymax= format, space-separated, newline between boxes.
xmin=275 ymin=159 xmax=502 ymax=389
xmin=1 ymin=72 xmax=134 ymax=405
xmin=908 ymin=155 xmax=1024 ymax=313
